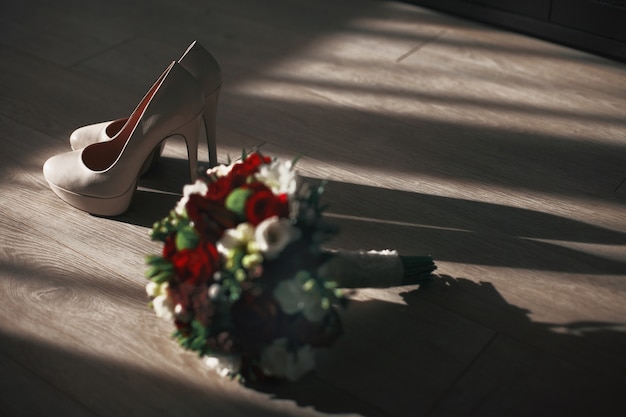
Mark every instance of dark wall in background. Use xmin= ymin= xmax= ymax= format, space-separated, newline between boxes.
xmin=406 ymin=0 xmax=626 ymax=62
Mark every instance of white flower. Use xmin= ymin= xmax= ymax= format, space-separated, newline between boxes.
xmin=147 ymin=282 xmax=175 ymax=321
xmin=255 ymin=159 xmax=298 ymax=196
xmin=175 ymin=179 xmax=209 ymax=215
xmin=145 ymin=281 xmax=161 ymax=297
xmin=216 ymin=222 xmax=256 ymax=256
xmin=153 ymin=295 xmax=175 ymax=322
xmin=273 ymin=273 xmax=326 ymax=322
xmin=205 ymin=354 xmax=242 ymax=378
xmin=254 ymin=216 xmax=300 ymax=260
xmin=206 ymin=163 xmax=232 ymax=178
xmin=259 ymin=338 xmax=315 ymax=381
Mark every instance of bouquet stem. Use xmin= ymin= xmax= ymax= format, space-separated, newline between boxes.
xmin=319 ymin=250 xmax=436 ymax=289
xmin=399 ymin=255 xmax=436 ymax=286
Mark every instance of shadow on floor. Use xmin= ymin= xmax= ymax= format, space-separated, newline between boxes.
xmin=115 ymin=169 xmax=626 ymax=274
xmin=2 ymin=268 xmax=624 ymax=417
xmin=248 ymin=275 xmax=626 ymax=417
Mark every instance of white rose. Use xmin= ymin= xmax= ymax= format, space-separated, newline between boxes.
xmin=255 ymin=159 xmax=298 ymax=196
xmin=254 ymin=216 xmax=300 ymax=260
xmin=259 ymin=338 xmax=315 ymax=381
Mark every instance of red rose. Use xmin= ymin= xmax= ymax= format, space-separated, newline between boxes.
xmin=228 ymin=153 xmax=271 ymax=187
xmin=162 ymin=235 xmax=177 ymax=258
xmin=206 ymin=175 xmax=233 ymax=203
xmin=245 ymin=190 xmax=289 ymax=225
xmin=186 ymin=194 xmax=238 ymax=240
xmin=169 ymin=241 xmax=220 ymax=285
xmin=242 ymin=152 xmax=271 ymax=173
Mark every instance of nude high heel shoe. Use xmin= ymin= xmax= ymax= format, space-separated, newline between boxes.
xmin=70 ymin=41 xmax=222 ymax=168
xmin=43 ymin=62 xmax=204 ymax=216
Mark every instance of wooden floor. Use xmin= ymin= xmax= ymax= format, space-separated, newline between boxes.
xmin=1 ymin=0 xmax=625 ymax=415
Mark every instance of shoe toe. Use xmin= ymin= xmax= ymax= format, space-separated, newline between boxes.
xmin=43 ymin=150 xmax=84 ymax=191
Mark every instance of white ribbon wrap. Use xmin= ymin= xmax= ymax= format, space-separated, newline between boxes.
xmin=318 ymin=249 xmax=404 ymax=288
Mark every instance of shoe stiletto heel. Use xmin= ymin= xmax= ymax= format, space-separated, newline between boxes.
xmin=69 ymin=41 xmax=222 ymax=169
xmin=43 ymin=61 xmax=204 ymax=216
xmin=178 ymin=113 xmax=204 ymax=182
xmin=203 ymin=85 xmax=220 ymax=168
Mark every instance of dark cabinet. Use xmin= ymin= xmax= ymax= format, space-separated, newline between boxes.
xmin=406 ymin=0 xmax=626 ymax=62
xmin=465 ymin=0 xmax=551 ymax=20
xmin=551 ymin=0 xmax=626 ymax=43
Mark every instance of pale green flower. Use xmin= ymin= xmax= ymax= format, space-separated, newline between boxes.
xmin=259 ymin=338 xmax=315 ymax=381
xmin=273 ymin=272 xmax=326 ymax=322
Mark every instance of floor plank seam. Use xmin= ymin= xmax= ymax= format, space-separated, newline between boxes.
xmin=67 ymin=36 xmax=137 ymax=70
xmin=421 ymin=330 xmax=499 ymax=416
xmin=313 ymin=374 xmax=397 ymax=417
xmin=424 ymin=295 xmax=626 ymax=379
xmin=395 ymin=29 xmax=448 ymax=63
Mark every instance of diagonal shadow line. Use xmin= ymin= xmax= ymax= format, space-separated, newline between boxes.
xmin=110 ymin=173 xmax=626 ymax=274
xmin=314 ymin=177 xmax=626 ymax=245
xmin=207 ymin=0 xmax=623 ymax=67
xmin=216 ymin=93 xmax=626 ymax=201
xmin=241 ymin=73 xmax=626 ymax=127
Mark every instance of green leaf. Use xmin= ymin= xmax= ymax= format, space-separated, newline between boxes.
xmin=151 ymin=270 xmax=173 ymax=284
xmin=225 ymin=188 xmax=252 ymax=217
xmin=145 ymin=254 xmax=163 ymax=266
xmin=175 ymin=225 xmax=200 ymax=251
xmin=291 ymin=154 xmax=303 ymax=167
xmin=145 ymin=265 xmax=161 ymax=279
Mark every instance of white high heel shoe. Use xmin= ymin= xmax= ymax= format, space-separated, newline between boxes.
xmin=70 ymin=41 xmax=221 ymax=168
xmin=43 ymin=61 xmax=204 ymax=216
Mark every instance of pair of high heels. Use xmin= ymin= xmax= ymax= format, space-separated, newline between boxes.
xmin=43 ymin=41 xmax=221 ymax=216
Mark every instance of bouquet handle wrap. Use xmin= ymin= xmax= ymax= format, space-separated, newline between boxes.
xmin=319 ymin=250 xmax=436 ymax=288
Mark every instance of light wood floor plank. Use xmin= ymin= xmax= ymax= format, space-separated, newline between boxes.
xmin=1 ymin=0 xmax=625 ymax=416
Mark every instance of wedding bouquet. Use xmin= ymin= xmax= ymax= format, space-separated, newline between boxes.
xmin=145 ymin=151 xmax=436 ymax=381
